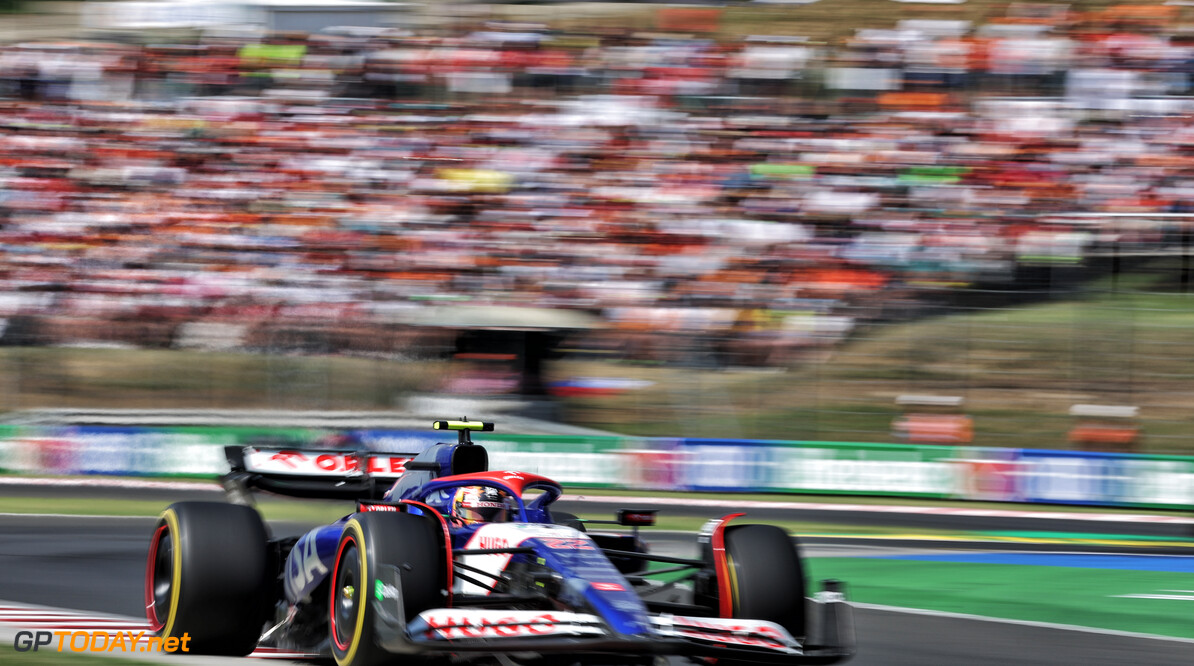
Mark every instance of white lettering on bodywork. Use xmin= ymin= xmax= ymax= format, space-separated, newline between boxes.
xmin=415 ymin=610 xmax=605 ymax=640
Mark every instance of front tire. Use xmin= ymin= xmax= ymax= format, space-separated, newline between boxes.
xmin=723 ymin=524 xmax=807 ymax=639
xmin=330 ymin=512 xmax=447 ymax=666
xmin=145 ymin=501 xmax=272 ymax=655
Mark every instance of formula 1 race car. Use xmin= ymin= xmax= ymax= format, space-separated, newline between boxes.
xmin=145 ymin=420 xmax=853 ymax=665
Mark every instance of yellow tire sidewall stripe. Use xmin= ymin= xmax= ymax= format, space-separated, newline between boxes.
xmin=726 ymin=550 xmax=741 ymax=615
xmin=335 ymin=519 xmax=368 ymax=666
xmin=160 ymin=508 xmax=183 ymax=639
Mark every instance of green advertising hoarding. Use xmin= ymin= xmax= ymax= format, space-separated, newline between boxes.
xmin=767 ymin=441 xmax=960 ymax=498
xmin=3 ymin=424 xmax=1193 ymax=511
xmin=482 ymin=434 xmax=627 ymax=488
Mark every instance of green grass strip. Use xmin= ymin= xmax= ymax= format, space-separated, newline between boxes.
xmin=806 ymin=557 xmax=1194 ymax=640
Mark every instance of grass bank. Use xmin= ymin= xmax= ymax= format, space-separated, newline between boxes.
xmin=0 ymin=348 xmax=445 ymax=411
xmin=0 ymin=273 xmax=1191 ymax=453
xmin=555 ymin=280 xmax=1194 ymax=454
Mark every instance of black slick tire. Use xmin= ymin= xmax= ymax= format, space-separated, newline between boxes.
xmin=329 ymin=511 xmax=447 ymax=666
xmin=723 ymin=524 xmax=807 ymax=639
xmin=145 ymin=501 xmax=272 ymax=656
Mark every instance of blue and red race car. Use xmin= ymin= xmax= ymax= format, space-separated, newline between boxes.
xmin=145 ymin=420 xmax=854 ymax=665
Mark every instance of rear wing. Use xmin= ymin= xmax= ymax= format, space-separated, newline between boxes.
xmin=222 ymin=420 xmax=496 ymax=502
xmin=223 ymin=446 xmax=416 ymax=501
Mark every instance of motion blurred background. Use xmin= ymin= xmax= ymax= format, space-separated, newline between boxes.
xmin=0 ymin=0 xmax=1192 ymax=460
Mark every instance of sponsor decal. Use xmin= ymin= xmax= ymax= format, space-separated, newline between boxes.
xmin=374 ymin=580 xmax=401 ymax=601
xmin=457 ymin=526 xmax=525 ymax=596
xmin=457 ymin=524 xmax=598 ymax=596
xmin=666 ymin=616 xmax=795 ymax=651
xmin=288 ymin=534 xmax=329 ymax=597
xmin=425 ymin=612 xmax=556 ymax=639
xmin=364 ymin=454 xmax=412 ymax=476
xmin=13 ymin=631 xmax=190 ymax=653
xmin=316 ymin=455 xmax=352 ymax=472
xmin=591 ymin=582 xmax=625 ymax=592
xmin=475 ymin=536 xmax=509 ymax=550
xmin=538 ymin=537 xmax=595 ymax=551
xmin=416 ymin=611 xmax=603 ymax=640
xmin=464 ymin=501 xmax=507 ymax=509
xmin=246 ymin=451 xmax=409 ymax=477
xmin=359 ymin=503 xmax=399 ymax=512
xmin=269 ymin=451 xmax=306 ymax=469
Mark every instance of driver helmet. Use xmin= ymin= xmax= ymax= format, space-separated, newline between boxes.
xmin=452 ymin=486 xmax=515 ymax=526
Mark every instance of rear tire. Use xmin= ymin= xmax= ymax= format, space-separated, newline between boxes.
xmin=723 ymin=524 xmax=807 ymax=639
xmin=329 ymin=512 xmax=447 ymax=666
xmin=145 ymin=501 xmax=272 ymax=656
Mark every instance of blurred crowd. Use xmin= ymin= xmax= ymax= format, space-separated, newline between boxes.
xmin=0 ymin=4 xmax=1192 ymax=370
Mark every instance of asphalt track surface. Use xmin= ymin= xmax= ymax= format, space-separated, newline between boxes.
xmin=7 ymin=480 xmax=1194 ymax=542
xmin=1 ymin=507 xmax=1193 ymax=666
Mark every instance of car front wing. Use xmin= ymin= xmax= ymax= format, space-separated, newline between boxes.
xmin=370 ymin=566 xmax=854 ymax=664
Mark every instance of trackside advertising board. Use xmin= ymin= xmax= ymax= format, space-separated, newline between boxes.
xmin=483 ymin=435 xmax=625 ymax=489
xmin=627 ymin=439 xmax=959 ymax=497
xmin=1 ymin=426 xmax=1193 ymax=509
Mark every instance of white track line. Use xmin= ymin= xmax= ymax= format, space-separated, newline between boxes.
xmin=853 ymin=602 xmax=1194 ymax=644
